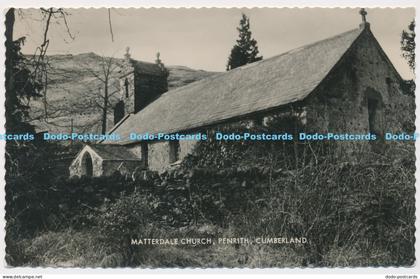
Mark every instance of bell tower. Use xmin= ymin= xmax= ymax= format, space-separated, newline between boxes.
xmin=114 ymin=46 xmax=169 ymax=125
xmin=114 ymin=47 xmax=135 ymax=124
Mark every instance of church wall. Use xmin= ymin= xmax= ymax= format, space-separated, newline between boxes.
xmin=102 ymin=160 xmax=143 ymax=177
xmin=304 ymin=29 xmax=415 ymax=159
xmin=179 ymin=140 xmax=199 ymax=160
xmin=126 ymin=144 xmax=143 ymax=159
xmin=148 ymin=141 xmax=171 ymax=173
xmin=147 ymin=140 xmax=199 ymax=173
xmin=110 ymin=68 xmax=168 ymax=130
xmin=351 ymin=30 xmax=415 ymax=135
xmin=119 ymin=72 xmax=136 ymax=115
xmin=134 ymin=73 xmax=168 ymax=112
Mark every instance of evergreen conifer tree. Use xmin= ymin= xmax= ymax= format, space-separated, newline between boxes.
xmin=401 ymin=20 xmax=415 ymax=71
xmin=226 ymin=14 xmax=262 ymax=71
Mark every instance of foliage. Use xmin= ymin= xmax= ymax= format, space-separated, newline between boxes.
xmin=5 ymin=9 xmax=42 ymax=134
xmin=9 ymin=150 xmax=415 ymax=267
xmin=95 ymin=191 xmax=157 ymax=243
xmin=226 ymin=13 xmax=263 ymax=71
xmin=227 ymin=156 xmax=415 ymax=266
xmin=6 ymin=118 xmax=416 ymax=267
xmin=6 ymin=172 xmax=137 ymax=237
xmin=400 ymin=79 xmax=416 ymax=97
xmin=401 ymin=20 xmax=415 ymax=71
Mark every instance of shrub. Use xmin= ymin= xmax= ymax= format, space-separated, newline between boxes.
xmin=226 ymin=158 xmax=415 ymax=266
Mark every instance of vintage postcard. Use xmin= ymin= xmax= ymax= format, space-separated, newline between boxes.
xmin=1 ymin=5 xmax=417 ymax=272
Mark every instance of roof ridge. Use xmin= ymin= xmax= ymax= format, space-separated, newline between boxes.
xmin=257 ymin=28 xmax=361 ymax=65
xmin=146 ymin=28 xmax=362 ymax=100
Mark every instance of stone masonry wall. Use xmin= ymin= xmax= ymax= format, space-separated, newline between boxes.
xmin=148 ymin=141 xmax=171 ymax=173
xmin=303 ymin=28 xmax=415 ymax=158
xmin=102 ymin=160 xmax=143 ymax=177
xmin=179 ymin=140 xmax=199 ymax=160
xmin=119 ymin=72 xmax=136 ymax=114
xmin=147 ymin=139 xmax=198 ymax=173
xmin=134 ymin=73 xmax=168 ymax=112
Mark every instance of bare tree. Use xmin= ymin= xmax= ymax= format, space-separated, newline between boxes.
xmin=26 ymin=54 xmax=123 ymax=135
xmin=79 ymin=55 xmax=122 ymax=134
xmin=12 ymin=8 xmax=75 ymax=121
xmin=13 ymin=8 xmax=121 ymax=134
xmin=5 ymin=7 xmax=74 ymax=176
xmin=6 ymin=8 xmax=74 ymax=130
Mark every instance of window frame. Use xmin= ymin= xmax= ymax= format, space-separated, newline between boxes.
xmin=169 ymin=140 xmax=180 ymax=164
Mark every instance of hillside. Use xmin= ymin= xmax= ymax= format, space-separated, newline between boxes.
xmin=28 ymin=53 xmax=217 ymax=134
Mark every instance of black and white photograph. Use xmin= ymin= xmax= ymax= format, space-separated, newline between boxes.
xmin=2 ymin=6 xmax=416 ymax=269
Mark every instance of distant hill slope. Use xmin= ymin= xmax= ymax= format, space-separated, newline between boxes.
xmin=29 ymin=53 xmax=217 ymax=134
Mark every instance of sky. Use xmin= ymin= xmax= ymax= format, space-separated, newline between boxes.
xmin=14 ymin=8 xmax=415 ymax=79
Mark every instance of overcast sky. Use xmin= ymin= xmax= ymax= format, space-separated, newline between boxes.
xmin=14 ymin=8 xmax=415 ymax=79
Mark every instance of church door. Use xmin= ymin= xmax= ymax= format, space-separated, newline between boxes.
xmin=82 ymin=152 xmax=93 ymax=177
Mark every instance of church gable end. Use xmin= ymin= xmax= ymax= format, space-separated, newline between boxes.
xmin=69 ymin=146 xmax=104 ymax=178
xmin=303 ymin=24 xmax=414 ymax=156
xmin=354 ymin=28 xmax=415 ymax=135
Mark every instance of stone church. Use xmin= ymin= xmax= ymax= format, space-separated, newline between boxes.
xmin=69 ymin=11 xmax=415 ymax=178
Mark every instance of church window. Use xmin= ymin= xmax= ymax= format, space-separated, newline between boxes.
xmin=367 ymin=90 xmax=383 ymax=137
xmin=368 ymin=98 xmax=380 ymax=135
xmin=141 ymin=142 xmax=148 ymax=168
xmin=124 ymin=78 xmax=129 ymax=98
xmin=169 ymin=141 xmax=180 ymax=163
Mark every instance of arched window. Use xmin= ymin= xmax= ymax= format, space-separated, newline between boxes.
xmin=81 ymin=152 xmax=93 ymax=177
xmin=365 ymin=88 xmax=384 ymax=137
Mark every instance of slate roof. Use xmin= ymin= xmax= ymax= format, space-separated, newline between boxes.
xmin=130 ymin=59 xmax=167 ymax=76
xmin=89 ymin=144 xmax=140 ymax=161
xmin=105 ymin=28 xmax=364 ymax=144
